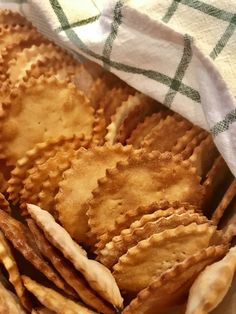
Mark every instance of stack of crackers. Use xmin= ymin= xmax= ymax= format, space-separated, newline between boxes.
xmin=0 ymin=9 xmax=235 ymax=314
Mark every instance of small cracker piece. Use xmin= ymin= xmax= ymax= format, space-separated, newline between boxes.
xmin=0 ymin=281 xmax=27 ymax=314
xmin=186 ymin=246 xmax=236 ymax=314
xmin=0 ymin=209 xmax=75 ymax=297
xmin=212 ymin=179 xmax=236 ymax=225
xmin=113 ymin=223 xmax=217 ymax=293
xmin=22 ymin=276 xmax=98 ymax=314
xmin=0 ymin=230 xmax=31 ymax=310
xmin=0 ymin=76 xmax=94 ymax=165
xmin=55 ymin=144 xmax=133 ymax=244
xmin=7 ymin=135 xmax=87 ymax=204
xmin=27 ymin=219 xmax=114 ymax=314
xmin=122 ymin=245 xmax=227 ymax=314
xmin=98 ymin=212 xmax=210 ymax=268
xmin=27 ymin=204 xmax=123 ymax=309
xmin=88 ymin=151 xmax=205 ymax=243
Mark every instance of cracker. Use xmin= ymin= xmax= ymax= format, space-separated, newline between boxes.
xmin=219 ymin=197 xmax=236 ymax=241
xmin=88 ymin=78 xmax=110 ymax=109
xmin=179 ymin=130 xmax=208 ymax=160
xmin=55 ymin=144 xmax=133 ymax=244
xmin=212 ymin=179 xmax=236 ymax=225
xmin=92 ymin=108 xmax=107 ymax=145
xmin=122 ymin=245 xmax=227 ymax=314
xmin=127 ymin=111 xmax=169 ymax=148
xmin=7 ymin=43 xmax=73 ymax=85
xmin=186 ymin=246 xmax=236 ymax=314
xmin=27 ymin=204 xmax=123 ymax=309
xmin=27 ymin=219 xmax=114 ymax=314
xmin=171 ymin=126 xmax=202 ymax=155
xmin=0 ymin=192 xmax=10 ymax=212
xmin=113 ymin=223 xmax=217 ymax=293
xmin=0 ymin=9 xmax=30 ymax=26
xmin=0 ymin=230 xmax=31 ymax=310
xmin=189 ymin=134 xmax=219 ymax=178
xmin=95 ymin=201 xmax=197 ymax=255
xmin=0 ymin=209 xmax=75 ymax=297
xmin=32 ymin=308 xmax=55 ymax=314
xmin=99 ymin=212 xmax=209 ymax=268
xmin=7 ymin=135 xmax=87 ymax=204
xmin=141 ymin=114 xmax=192 ymax=152
xmin=0 ymin=281 xmax=27 ymax=314
xmin=22 ymin=276 xmax=97 ymax=314
xmin=105 ymin=93 xmax=157 ymax=144
xmin=88 ymin=151 xmax=205 ymax=243
xmin=0 ymin=76 xmax=94 ymax=165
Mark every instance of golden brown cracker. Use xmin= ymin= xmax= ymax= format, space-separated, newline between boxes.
xmin=22 ymin=276 xmax=97 ymax=314
xmin=27 ymin=204 xmax=123 ymax=309
xmin=0 ymin=192 xmax=10 ymax=212
xmin=171 ymin=126 xmax=202 ymax=155
xmin=186 ymin=246 xmax=236 ymax=314
xmin=88 ymin=78 xmax=110 ymax=109
xmin=27 ymin=219 xmax=114 ymax=314
xmin=122 ymin=245 xmax=227 ymax=314
xmin=99 ymin=212 xmax=210 ymax=268
xmin=113 ymin=223 xmax=217 ymax=293
xmin=0 ymin=9 xmax=30 ymax=26
xmin=0 ymin=281 xmax=27 ymax=314
xmin=0 ymin=209 xmax=75 ymax=297
xmin=88 ymin=151 xmax=205 ymax=243
xmin=55 ymin=144 xmax=133 ymax=244
xmin=0 ymin=76 xmax=94 ymax=165
xmin=179 ymin=130 xmax=208 ymax=160
xmin=92 ymin=108 xmax=107 ymax=146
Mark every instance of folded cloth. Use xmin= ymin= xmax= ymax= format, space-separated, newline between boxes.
xmin=0 ymin=0 xmax=236 ymax=176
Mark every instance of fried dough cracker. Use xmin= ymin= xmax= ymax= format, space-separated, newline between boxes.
xmin=113 ymin=223 xmax=217 ymax=293
xmin=141 ymin=114 xmax=192 ymax=152
xmin=212 ymin=179 xmax=236 ymax=225
xmin=127 ymin=112 xmax=168 ymax=148
xmin=186 ymin=246 xmax=236 ymax=314
xmin=0 ymin=281 xmax=27 ymax=314
xmin=0 ymin=192 xmax=10 ymax=212
xmin=27 ymin=219 xmax=114 ymax=314
xmin=220 ymin=197 xmax=236 ymax=241
xmin=171 ymin=126 xmax=202 ymax=155
xmin=7 ymin=43 xmax=72 ymax=85
xmin=0 ymin=76 xmax=94 ymax=165
xmin=189 ymin=134 xmax=219 ymax=177
xmin=203 ymin=156 xmax=233 ymax=214
xmin=27 ymin=204 xmax=123 ymax=309
xmin=0 ymin=9 xmax=30 ymax=26
xmin=20 ymin=148 xmax=78 ymax=213
xmin=88 ymin=78 xmax=110 ymax=109
xmin=0 ymin=209 xmax=75 ymax=297
xmin=99 ymin=212 xmax=209 ymax=268
xmin=22 ymin=276 xmax=97 ymax=314
xmin=92 ymin=108 xmax=107 ymax=145
xmin=55 ymin=144 xmax=133 ymax=244
xmin=122 ymin=245 xmax=227 ymax=314
xmin=7 ymin=135 xmax=87 ymax=204
xmin=179 ymin=130 xmax=209 ymax=160
xmin=88 ymin=151 xmax=204 ymax=243
xmin=95 ymin=201 xmax=197 ymax=255
xmin=0 ymin=25 xmax=37 ymax=52
xmin=0 ymin=230 xmax=31 ymax=310
xmin=105 ymin=93 xmax=157 ymax=144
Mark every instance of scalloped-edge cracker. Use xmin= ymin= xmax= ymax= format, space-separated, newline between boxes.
xmin=88 ymin=151 xmax=204 ymax=243
xmin=99 ymin=212 xmax=210 ymax=268
xmin=22 ymin=276 xmax=97 ymax=314
xmin=0 ymin=281 xmax=27 ymax=314
xmin=171 ymin=126 xmax=202 ymax=155
xmin=186 ymin=246 xmax=236 ymax=314
xmin=0 ymin=76 xmax=94 ymax=165
xmin=179 ymin=130 xmax=208 ymax=160
xmin=0 ymin=9 xmax=30 ymax=26
xmin=113 ymin=223 xmax=217 ymax=293
xmin=27 ymin=204 xmax=123 ymax=309
xmin=55 ymin=144 xmax=133 ymax=244
xmin=0 ymin=209 xmax=75 ymax=297
xmin=27 ymin=219 xmax=114 ymax=314
xmin=122 ymin=245 xmax=227 ymax=314
xmin=0 ymin=230 xmax=31 ymax=310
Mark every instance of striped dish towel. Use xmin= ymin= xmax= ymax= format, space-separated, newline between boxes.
xmin=1 ymin=0 xmax=236 ymax=177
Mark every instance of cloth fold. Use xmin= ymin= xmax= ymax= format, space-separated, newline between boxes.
xmin=0 ymin=0 xmax=236 ymax=176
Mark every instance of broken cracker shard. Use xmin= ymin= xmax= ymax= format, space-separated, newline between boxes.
xmin=27 ymin=203 xmax=124 ymax=310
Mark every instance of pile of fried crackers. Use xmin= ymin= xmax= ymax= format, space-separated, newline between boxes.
xmin=0 ymin=9 xmax=235 ymax=314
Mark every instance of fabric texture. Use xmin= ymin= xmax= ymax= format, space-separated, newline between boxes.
xmin=0 ymin=0 xmax=236 ymax=176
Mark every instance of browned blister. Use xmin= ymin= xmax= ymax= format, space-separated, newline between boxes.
xmin=98 ymin=212 xmax=210 ymax=268
xmin=27 ymin=219 xmax=114 ymax=314
xmin=88 ymin=151 xmax=205 ymax=244
xmin=0 ymin=209 xmax=75 ymax=297
xmin=122 ymin=245 xmax=227 ymax=314
xmin=0 ymin=76 xmax=94 ymax=165
xmin=113 ymin=223 xmax=217 ymax=293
